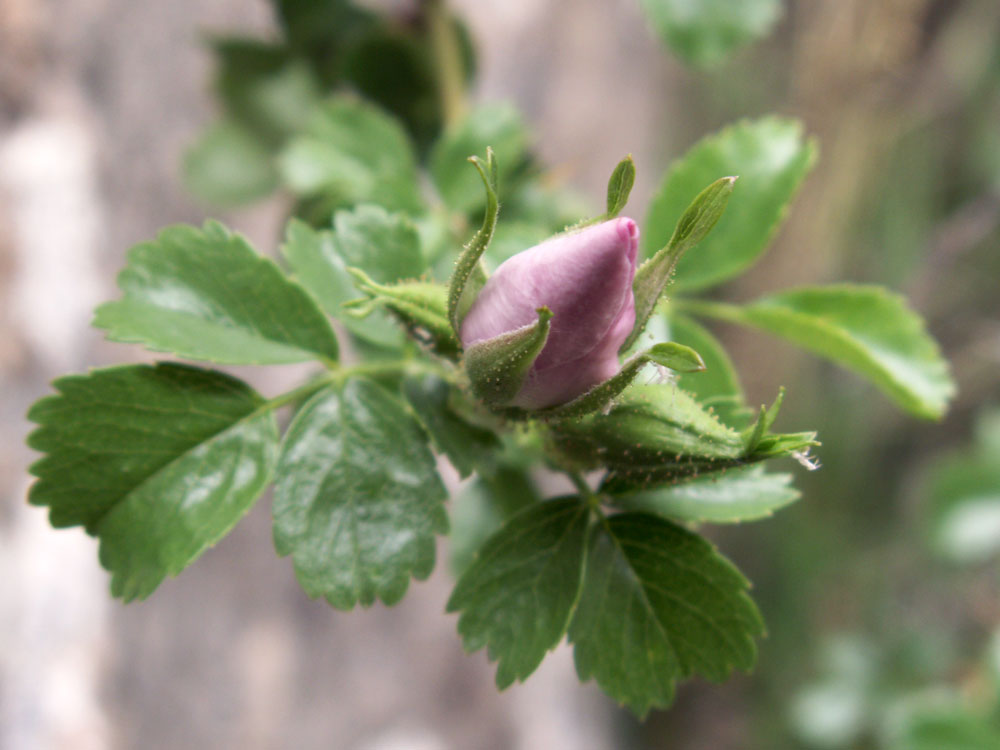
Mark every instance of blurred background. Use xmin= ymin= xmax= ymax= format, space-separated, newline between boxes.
xmin=1 ymin=0 xmax=999 ymax=748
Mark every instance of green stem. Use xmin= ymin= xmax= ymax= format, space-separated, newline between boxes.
xmin=567 ymin=471 xmax=595 ymax=498
xmin=425 ymin=0 xmax=466 ymax=128
xmin=261 ymin=359 xmax=452 ymax=413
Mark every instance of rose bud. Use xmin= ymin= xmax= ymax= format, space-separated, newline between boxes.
xmin=460 ymin=217 xmax=639 ymax=410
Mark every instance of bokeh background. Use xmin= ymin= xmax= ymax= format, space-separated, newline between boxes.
xmin=2 ymin=0 xmax=999 ymax=748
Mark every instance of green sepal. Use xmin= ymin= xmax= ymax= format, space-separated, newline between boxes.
xmin=448 ymin=147 xmax=498 ymax=332
xmin=605 ymin=154 xmax=636 ymax=218
xmin=523 ymin=342 xmax=706 ymax=421
xmin=743 ymin=387 xmax=785 ymax=453
xmin=464 ymin=306 xmax=552 ymax=408
xmin=345 ymin=269 xmax=460 ymax=357
xmin=623 ymin=176 xmax=736 ymax=352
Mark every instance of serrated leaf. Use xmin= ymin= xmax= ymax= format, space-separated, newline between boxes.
xmin=278 ymin=97 xmax=423 ymax=213
xmin=638 ymin=0 xmax=782 ymax=68
xmin=281 ymin=206 xmax=424 ymax=348
xmin=430 ymin=103 xmax=529 ymax=214
xmin=667 ymin=314 xmax=748 ymax=426
xmin=182 ymin=120 xmax=278 ymax=207
xmin=688 ymin=285 xmax=954 ymax=419
xmin=27 ymin=363 xmax=278 ymax=601
xmin=273 ymin=378 xmax=448 ymax=609
xmin=448 ymin=498 xmax=590 ymax=689
xmin=449 ymin=466 xmax=541 ymax=576
xmin=402 ymin=374 xmax=501 ymax=478
xmin=609 ymin=465 xmax=800 ymax=523
xmin=568 ymin=513 xmax=764 ymax=716
xmin=644 ymin=117 xmax=816 ymax=291
xmin=94 ymin=221 xmax=339 ymax=365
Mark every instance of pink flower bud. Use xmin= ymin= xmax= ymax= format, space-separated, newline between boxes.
xmin=461 ymin=217 xmax=639 ymax=409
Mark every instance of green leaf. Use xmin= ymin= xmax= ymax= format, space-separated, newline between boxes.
xmin=926 ymin=411 xmax=1000 ymax=564
xmin=211 ymin=37 xmax=321 ymax=143
xmin=94 ymin=221 xmax=339 ymax=365
xmin=402 ymin=374 xmax=501 ymax=478
xmin=447 ymin=498 xmax=590 ymax=689
xmin=281 ymin=206 xmax=424 ymax=348
xmin=182 ymin=121 xmax=278 ymax=207
xmin=606 ymin=155 xmax=637 ymax=218
xmin=643 ymin=117 xmax=816 ymax=291
xmin=273 ymin=378 xmax=448 ymax=609
xmin=624 ymin=176 xmax=735 ymax=350
xmin=686 ymin=285 xmax=954 ymax=419
xmin=666 ymin=314 xmax=748 ymax=427
xmin=449 ymin=466 xmax=540 ymax=576
xmin=278 ymin=97 xmax=423 ymax=213
xmin=430 ymin=104 xmax=529 ymax=213
xmin=609 ymin=465 xmax=800 ymax=523
xmin=638 ymin=0 xmax=782 ymax=68
xmin=27 ymin=363 xmax=278 ymax=601
xmin=568 ymin=513 xmax=764 ymax=716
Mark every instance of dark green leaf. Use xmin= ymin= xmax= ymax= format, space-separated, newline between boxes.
xmin=638 ymin=0 xmax=782 ymax=68
xmin=667 ymin=314 xmax=748 ymax=427
xmin=643 ymin=117 xmax=816 ymax=291
xmin=609 ymin=465 xmax=800 ymax=523
xmin=182 ymin=121 xmax=278 ymax=207
xmin=568 ymin=513 xmax=764 ymax=716
xmin=687 ymin=285 xmax=954 ymax=419
xmin=606 ymin=155 xmax=637 ymax=218
xmin=278 ymin=97 xmax=423 ymax=213
xmin=273 ymin=378 xmax=448 ymax=609
xmin=448 ymin=498 xmax=590 ymax=688
xmin=211 ymin=37 xmax=321 ymax=143
xmin=94 ymin=221 xmax=339 ymax=365
xmin=449 ymin=467 xmax=540 ymax=576
xmin=27 ymin=363 xmax=278 ymax=601
xmin=430 ymin=104 xmax=528 ymax=213
xmin=402 ymin=374 xmax=501 ymax=478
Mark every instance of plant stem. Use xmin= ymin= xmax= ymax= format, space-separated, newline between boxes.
xmin=425 ymin=0 xmax=466 ymax=128
xmin=261 ymin=358 xmax=453 ymax=413
xmin=567 ymin=471 xmax=594 ymax=498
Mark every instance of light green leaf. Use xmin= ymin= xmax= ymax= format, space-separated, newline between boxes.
xmin=605 ymin=155 xmax=637 ymax=218
xmin=625 ymin=176 xmax=735 ymax=350
xmin=27 ymin=363 xmax=278 ymax=601
xmin=644 ymin=117 xmax=816 ymax=291
xmin=610 ymin=465 xmax=800 ymax=523
xmin=448 ymin=498 xmax=590 ymax=689
xmin=568 ymin=513 xmax=764 ymax=716
xmin=638 ymin=0 xmax=782 ymax=68
xmin=402 ymin=374 xmax=501 ymax=478
xmin=667 ymin=314 xmax=748 ymax=426
xmin=182 ymin=120 xmax=278 ymax=207
xmin=94 ymin=221 xmax=339 ymax=365
xmin=273 ymin=378 xmax=448 ymax=609
xmin=430 ymin=103 xmax=528 ymax=213
xmin=686 ymin=284 xmax=954 ymax=419
xmin=278 ymin=97 xmax=423 ymax=213
xmin=449 ymin=467 xmax=540 ymax=576
xmin=281 ymin=206 xmax=424 ymax=348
